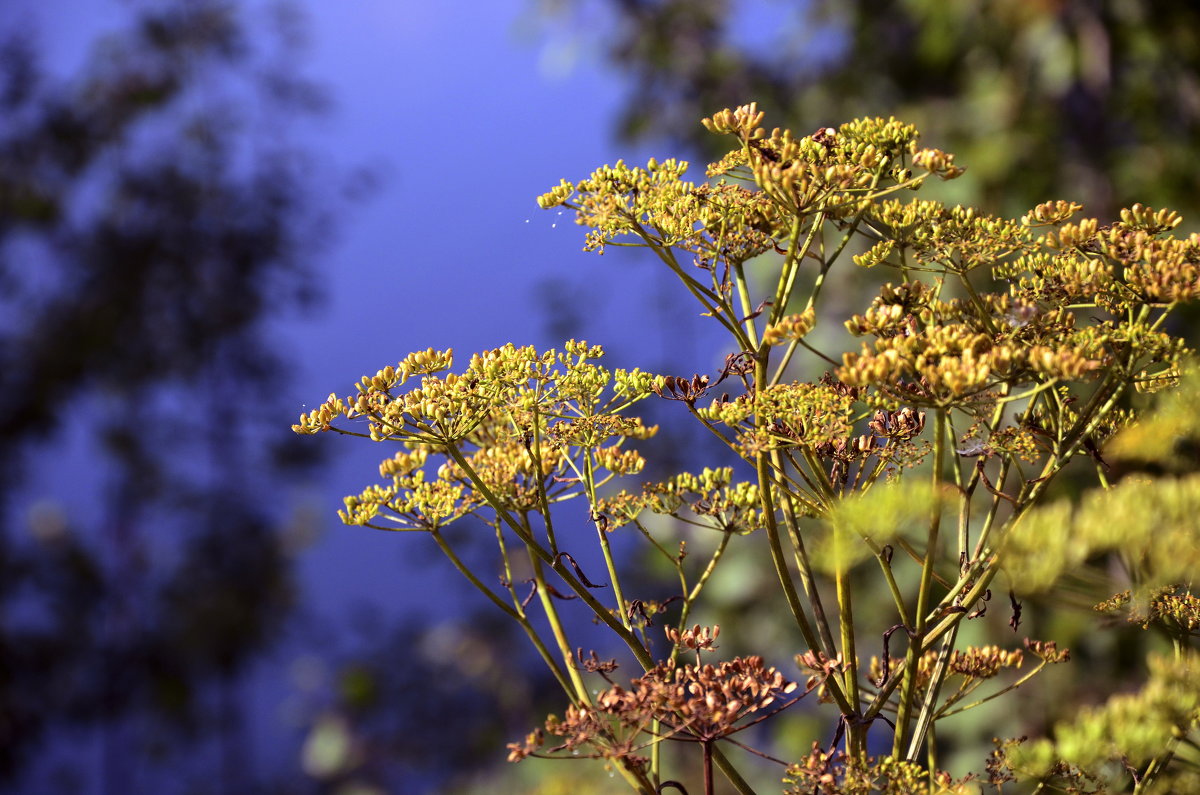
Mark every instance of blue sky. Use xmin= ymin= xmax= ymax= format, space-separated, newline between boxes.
xmin=275 ymin=0 xmax=686 ymax=618
xmin=259 ymin=0 xmax=736 ymax=626
xmin=2 ymin=0 xmax=688 ymax=620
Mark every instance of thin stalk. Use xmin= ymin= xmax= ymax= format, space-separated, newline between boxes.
xmin=819 ymin=170 xmax=926 ymax=214
xmin=530 ymin=550 xmax=590 ymax=704
xmin=651 ymin=721 xmax=661 ymax=790
xmin=862 ymin=660 xmax=910 ymax=724
xmin=758 ymin=448 xmax=849 ymax=710
xmin=494 ymin=522 xmax=517 ymax=602
xmin=780 ymin=450 xmax=832 ymax=509
xmin=893 ymin=537 xmax=953 ymax=590
xmin=430 ymin=529 xmax=574 ymax=698
xmin=776 ymin=478 xmax=839 ymax=658
xmin=926 ymin=724 xmax=939 ymax=787
xmin=631 ymin=222 xmax=752 ymax=350
xmin=970 ymin=457 xmax=1013 ymax=563
xmin=893 ymin=409 xmax=947 ymax=756
xmin=906 ymin=626 xmax=958 ymax=761
xmin=1137 ymin=737 xmax=1181 ymax=794
xmin=769 ymin=213 xmax=823 ymax=327
xmin=801 ymin=170 xmax=889 ymax=314
xmin=798 ymin=446 xmax=839 ymax=504
xmin=935 ymin=660 xmax=1049 ymax=719
xmin=632 ymin=518 xmax=683 ymax=567
xmin=583 ymin=454 xmax=631 ymax=629
xmin=712 ymin=746 xmax=756 ymax=795
xmin=876 ymin=547 xmax=912 ymax=628
xmin=702 ymin=740 xmax=714 ymax=795
xmin=945 ymin=414 xmax=974 ymax=560
xmin=525 ymin=402 xmax=560 ymax=552
xmin=956 ymin=271 xmax=1000 ymax=336
xmin=923 ymin=564 xmax=999 ymax=649
xmin=684 ymin=532 xmax=732 ymax=610
xmin=925 ymin=381 xmax=1131 ymax=648
xmin=753 ymin=359 xmax=854 ymax=716
xmin=796 ymin=336 xmax=841 ymax=367
xmin=1018 ymin=377 xmax=1128 ymax=511
xmin=804 ymin=168 xmax=887 ymax=313
xmin=732 ymin=261 xmax=762 ymax=349
xmin=835 ymin=563 xmax=864 ymax=758
xmin=856 ymin=452 xmax=895 ymax=494
xmin=685 ymin=404 xmax=741 ymax=451
xmin=667 ymin=533 xmax=734 ymax=671
xmin=991 ymin=377 xmax=1061 ymax=405
xmin=805 ymin=256 xmax=836 ymax=315
xmin=769 ymin=338 xmax=801 ymax=386
xmin=444 ymin=445 xmax=655 ymax=670
xmin=430 ymin=528 xmax=519 ymax=621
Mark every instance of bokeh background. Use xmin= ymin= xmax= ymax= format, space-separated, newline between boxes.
xmin=1 ymin=1 xmax=1197 ymax=793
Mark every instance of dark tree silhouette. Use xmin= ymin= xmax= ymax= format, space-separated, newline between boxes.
xmin=0 ymin=2 xmax=332 ymax=789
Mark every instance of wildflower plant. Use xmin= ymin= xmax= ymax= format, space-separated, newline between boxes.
xmin=296 ymin=105 xmax=1200 ymax=793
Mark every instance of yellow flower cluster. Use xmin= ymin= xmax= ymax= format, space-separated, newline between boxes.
xmin=596 ymin=466 xmax=763 ymax=534
xmin=295 ymin=341 xmax=662 ymax=533
xmin=763 ymin=307 xmax=816 ymax=345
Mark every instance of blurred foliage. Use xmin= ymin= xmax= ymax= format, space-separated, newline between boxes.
xmin=536 ymin=0 xmax=1200 ymax=219
xmin=295 ymin=612 xmax=564 ymax=794
xmin=0 ymin=1 xmax=327 ymax=789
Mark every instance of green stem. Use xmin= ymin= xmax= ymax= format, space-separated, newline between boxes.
xmin=530 ymin=550 xmax=590 ymax=704
xmin=926 ymin=723 xmax=939 ymax=787
xmin=758 ymin=451 xmax=843 ymax=699
xmin=893 ymin=409 xmax=947 ymax=756
xmin=1137 ymin=737 xmax=1181 ymax=794
xmin=936 ymin=660 xmax=1049 ymax=719
xmin=906 ymin=626 xmax=958 ymax=761
xmin=770 ymin=213 xmax=822 ymax=327
xmin=430 ymin=528 xmax=519 ymax=620
xmin=632 ymin=221 xmax=752 ymax=350
xmin=876 ymin=546 xmax=912 ymax=628
xmin=753 ymin=360 xmax=854 ymax=717
xmin=685 ymin=404 xmax=741 ymax=451
xmin=584 ymin=454 xmax=631 ymax=629
xmin=430 ymin=529 xmax=574 ymax=698
xmin=685 ymin=532 xmax=733 ymax=608
xmin=922 ymin=564 xmax=999 ymax=650
xmin=712 ymin=745 xmax=757 ymax=795
xmin=769 ymin=338 xmax=801 ymax=386
xmin=733 ymin=261 xmax=762 ymax=349
xmin=776 ymin=480 xmax=839 ymax=658
xmin=969 ymin=457 xmax=1012 ymax=564
xmin=836 ymin=564 xmax=864 ymax=760
xmin=444 ymin=445 xmax=655 ymax=670
xmin=956 ymin=271 xmax=1000 ymax=336
xmin=525 ymin=402 xmax=560 ymax=552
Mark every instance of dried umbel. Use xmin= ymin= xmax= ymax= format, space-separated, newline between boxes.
xmin=508 ymin=649 xmax=802 ymax=766
xmin=299 ymin=104 xmax=1200 ymax=793
xmin=1096 ymin=587 xmax=1200 ymax=636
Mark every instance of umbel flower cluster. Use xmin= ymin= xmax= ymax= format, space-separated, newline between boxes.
xmin=297 ymin=105 xmax=1200 ymax=793
xmin=508 ymin=626 xmax=801 ymax=773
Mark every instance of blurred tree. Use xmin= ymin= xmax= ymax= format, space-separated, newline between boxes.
xmin=0 ymin=2 xmax=329 ymax=790
xmin=536 ymin=0 xmax=1200 ymax=219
